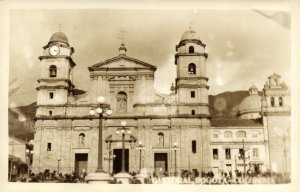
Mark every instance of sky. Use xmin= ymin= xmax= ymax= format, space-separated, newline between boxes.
xmin=8 ymin=9 xmax=290 ymax=107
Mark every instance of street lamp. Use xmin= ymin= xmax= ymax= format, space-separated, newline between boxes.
xmin=25 ymin=149 xmax=33 ymax=176
xmin=57 ymin=157 xmax=61 ymax=174
xmin=116 ymin=121 xmax=131 ymax=173
xmin=85 ymin=96 xmax=113 ymax=183
xmin=136 ymin=141 xmax=145 ymax=173
xmin=238 ymin=139 xmax=250 ymax=182
xmin=114 ymin=121 xmax=135 ymax=183
xmin=171 ymin=142 xmax=180 ymax=177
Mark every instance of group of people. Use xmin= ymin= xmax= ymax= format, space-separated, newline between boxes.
xmin=13 ymin=170 xmax=87 ymax=183
xmin=11 ymin=168 xmax=290 ymax=184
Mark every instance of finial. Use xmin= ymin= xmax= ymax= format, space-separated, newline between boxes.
xmin=170 ymin=83 xmax=175 ymax=92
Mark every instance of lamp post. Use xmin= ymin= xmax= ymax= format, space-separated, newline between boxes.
xmin=171 ymin=142 xmax=180 ymax=177
xmin=26 ymin=149 xmax=33 ymax=176
xmin=114 ymin=121 xmax=133 ymax=183
xmin=136 ymin=141 xmax=145 ymax=173
xmin=238 ymin=139 xmax=250 ymax=182
xmin=57 ymin=158 xmax=61 ymax=174
xmin=116 ymin=121 xmax=131 ymax=173
xmin=85 ymin=96 xmax=113 ymax=183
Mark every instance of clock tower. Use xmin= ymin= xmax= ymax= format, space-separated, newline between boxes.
xmin=35 ymin=31 xmax=76 ymax=117
xmin=174 ymin=28 xmax=209 ymax=117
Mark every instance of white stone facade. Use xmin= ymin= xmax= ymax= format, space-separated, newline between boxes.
xmin=32 ymin=30 xmax=290 ymax=177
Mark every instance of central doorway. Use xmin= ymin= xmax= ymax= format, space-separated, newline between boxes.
xmin=113 ymin=149 xmax=129 ymax=173
xmin=74 ymin=153 xmax=88 ymax=174
xmin=154 ymin=153 xmax=168 ymax=174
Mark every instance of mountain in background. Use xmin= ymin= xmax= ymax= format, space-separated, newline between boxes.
xmin=9 ymin=90 xmax=261 ymax=141
xmin=9 ymin=102 xmax=36 ymax=141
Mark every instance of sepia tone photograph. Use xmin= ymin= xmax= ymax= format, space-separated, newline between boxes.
xmin=1 ymin=0 xmax=300 ymax=192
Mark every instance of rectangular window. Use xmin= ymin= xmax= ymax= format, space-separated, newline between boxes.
xmin=191 ymin=110 xmax=195 ymax=115
xmin=239 ymin=149 xmax=244 ymax=159
xmin=213 ymin=134 xmax=218 ymax=138
xmin=47 ymin=143 xmax=52 ymax=151
xmin=253 ymin=148 xmax=259 ymax=158
xmin=49 ymin=110 xmax=52 ymax=116
xmin=192 ymin=140 xmax=197 ymax=153
xmin=191 ymin=91 xmax=195 ymax=98
xmin=225 ymin=148 xmax=231 ymax=159
xmin=213 ymin=149 xmax=218 ymax=160
xmin=49 ymin=92 xmax=54 ymax=99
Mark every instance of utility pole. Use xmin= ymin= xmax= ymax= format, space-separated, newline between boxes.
xmin=282 ymin=136 xmax=287 ymax=177
xmin=242 ymin=139 xmax=246 ymax=178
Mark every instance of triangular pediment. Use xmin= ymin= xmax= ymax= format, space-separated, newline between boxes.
xmin=88 ymin=55 xmax=157 ymax=71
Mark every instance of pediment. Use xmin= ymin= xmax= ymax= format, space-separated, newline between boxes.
xmin=88 ymin=55 xmax=157 ymax=72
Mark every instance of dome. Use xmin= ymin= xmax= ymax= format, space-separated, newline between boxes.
xmin=49 ymin=32 xmax=69 ymax=45
xmin=238 ymin=94 xmax=262 ymax=115
xmin=180 ymin=29 xmax=200 ymax=41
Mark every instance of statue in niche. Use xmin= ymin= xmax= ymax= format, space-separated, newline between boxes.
xmin=79 ymin=133 xmax=85 ymax=145
xmin=116 ymin=91 xmax=127 ymax=112
xmin=158 ymin=132 xmax=164 ymax=147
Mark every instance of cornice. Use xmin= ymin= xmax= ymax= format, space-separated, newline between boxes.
xmin=36 ymin=85 xmax=69 ymax=90
xmin=176 ymin=84 xmax=209 ymax=89
xmin=175 ymin=76 xmax=209 ymax=81
xmin=176 ymin=39 xmax=206 ymax=50
xmin=38 ymin=55 xmax=76 ymax=67
xmin=35 ymin=114 xmax=210 ymax=120
xmin=37 ymin=78 xmax=71 ymax=83
xmin=262 ymin=111 xmax=291 ymax=116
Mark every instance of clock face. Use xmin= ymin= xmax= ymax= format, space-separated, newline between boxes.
xmin=49 ymin=45 xmax=60 ymax=56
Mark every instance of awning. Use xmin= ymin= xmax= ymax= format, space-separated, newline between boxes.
xmin=9 ymin=155 xmax=26 ymax=164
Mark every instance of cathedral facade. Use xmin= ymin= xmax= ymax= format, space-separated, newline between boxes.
xmin=32 ymin=29 xmax=290 ymax=177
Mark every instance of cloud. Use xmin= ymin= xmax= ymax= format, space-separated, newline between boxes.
xmin=226 ymin=51 xmax=234 ymax=57
xmin=226 ymin=40 xmax=235 ymax=49
xmin=153 ymin=55 xmax=176 ymax=94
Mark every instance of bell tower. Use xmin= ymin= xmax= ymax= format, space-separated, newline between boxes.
xmin=262 ymin=73 xmax=291 ymax=174
xmin=36 ymin=31 xmax=76 ymax=117
xmin=174 ymin=28 xmax=209 ymax=117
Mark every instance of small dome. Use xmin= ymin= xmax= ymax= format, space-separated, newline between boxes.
xmin=238 ymin=94 xmax=262 ymax=116
xmin=249 ymin=85 xmax=258 ymax=90
xmin=49 ymin=32 xmax=69 ymax=45
xmin=180 ymin=29 xmax=200 ymax=41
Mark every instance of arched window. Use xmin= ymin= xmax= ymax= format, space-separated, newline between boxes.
xmin=237 ymin=131 xmax=246 ymax=138
xmin=116 ymin=91 xmax=127 ymax=112
xmin=158 ymin=132 xmax=164 ymax=146
xmin=79 ymin=133 xmax=85 ymax=145
xmin=188 ymin=63 xmax=196 ymax=74
xmin=189 ymin=46 xmax=194 ymax=53
xmin=49 ymin=65 xmax=57 ymax=77
xmin=191 ymin=110 xmax=195 ymax=115
xmin=279 ymin=97 xmax=283 ymax=106
xmin=270 ymin=97 xmax=275 ymax=107
xmin=224 ymin=131 xmax=232 ymax=138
